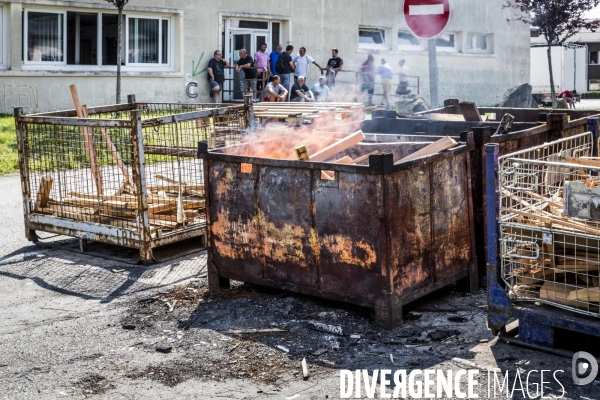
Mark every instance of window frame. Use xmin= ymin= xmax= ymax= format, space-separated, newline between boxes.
xmin=21 ymin=7 xmax=175 ymax=72
xmin=397 ymin=30 xmax=423 ymax=51
xmin=358 ymin=27 xmax=387 ymax=50
xmin=23 ymin=8 xmax=68 ymax=66
xmin=435 ymin=32 xmax=457 ymax=53
xmin=466 ymin=33 xmax=490 ymax=54
xmin=125 ymin=14 xmax=172 ymax=67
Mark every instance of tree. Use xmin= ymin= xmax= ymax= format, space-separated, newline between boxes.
xmin=504 ymin=0 xmax=600 ymax=108
xmin=105 ymin=0 xmax=129 ymax=104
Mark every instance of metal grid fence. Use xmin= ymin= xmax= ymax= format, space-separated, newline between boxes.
xmin=499 ymin=132 xmax=600 ymax=316
xmin=16 ymin=99 xmax=249 ymax=263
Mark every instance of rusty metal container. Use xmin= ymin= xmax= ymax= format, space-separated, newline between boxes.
xmin=363 ymin=104 xmax=600 ymax=280
xmin=199 ymin=135 xmax=478 ymax=328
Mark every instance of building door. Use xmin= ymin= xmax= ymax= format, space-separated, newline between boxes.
xmin=224 ymin=19 xmax=278 ymax=101
xmin=231 ymin=32 xmax=253 ymax=100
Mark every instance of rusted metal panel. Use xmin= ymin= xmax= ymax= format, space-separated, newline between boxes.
xmin=208 ymin=162 xmax=263 ymax=279
xmin=386 ymin=164 xmax=433 ymax=295
xmin=315 ymin=171 xmax=385 ymax=303
xmin=432 ymin=154 xmax=473 ymax=277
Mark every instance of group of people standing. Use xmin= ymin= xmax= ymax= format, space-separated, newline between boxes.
xmin=360 ymin=56 xmax=410 ymax=109
xmin=206 ymin=45 xmax=343 ymax=103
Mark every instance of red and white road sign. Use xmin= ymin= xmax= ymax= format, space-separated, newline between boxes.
xmin=403 ymin=0 xmax=451 ymax=39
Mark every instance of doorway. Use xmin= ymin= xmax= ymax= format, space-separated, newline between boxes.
xmin=224 ymin=18 xmax=280 ymax=101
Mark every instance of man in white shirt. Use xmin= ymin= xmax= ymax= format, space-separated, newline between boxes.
xmin=264 ymin=75 xmax=288 ymax=102
xmin=293 ymin=47 xmax=324 ymax=84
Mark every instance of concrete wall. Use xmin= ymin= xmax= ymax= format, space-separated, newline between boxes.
xmin=0 ymin=0 xmax=530 ymax=113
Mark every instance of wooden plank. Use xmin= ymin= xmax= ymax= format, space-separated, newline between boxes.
xmin=68 ymin=192 xmax=137 ymax=202
xmin=155 ymin=174 xmax=187 ymax=186
xmin=458 ymin=101 xmax=483 ymax=122
xmin=310 ymin=131 xmax=366 ymax=162
xmin=333 ymin=156 xmax=353 ymax=164
xmin=34 ymin=175 xmax=53 ymax=212
xmin=567 ymin=287 xmax=600 ymax=302
xmin=424 ymin=113 xmax=465 ymax=121
xmin=564 ymin=157 xmax=600 ymax=168
xmin=396 ymin=136 xmax=457 ymax=164
xmin=70 ymin=86 xmax=104 ymax=195
xmin=540 ymin=282 xmax=579 ymax=307
xmin=295 ymin=145 xmax=333 ymax=180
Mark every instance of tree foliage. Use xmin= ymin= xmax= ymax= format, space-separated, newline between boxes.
xmin=504 ymin=0 xmax=600 ymax=107
xmin=503 ymin=0 xmax=600 ymax=45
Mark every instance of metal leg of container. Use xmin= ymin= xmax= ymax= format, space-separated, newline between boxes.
xmin=375 ymin=292 xmax=403 ymax=329
xmin=207 ymin=259 xmax=230 ymax=291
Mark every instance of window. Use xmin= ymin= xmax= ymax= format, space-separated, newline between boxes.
xmin=467 ymin=33 xmax=489 ymax=53
xmin=102 ymin=14 xmax=124 ymax=66
xmin=25 ymin=10 xmax=66 ymax=64
xmin=435 ymin=33 xmax=456 ymax=52
xmin=127 ymin=16 xmax=170 ymax=65
xmin=272 ymin=22 xmax=280 ymax=52
xmin=359 ymin=28 xmax=386 ymax=50
xmin=398 ymin=31 xmax=422 ymax=50
xmin=590 ymin=51 xmax=598 ymax=65
xmin=67 ymin=12 xmax=98 ymax=65
xmin=23 ymin=8 xmax=174 ymax=70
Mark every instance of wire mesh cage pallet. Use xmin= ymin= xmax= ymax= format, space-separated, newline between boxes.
xmin=497 ymin=132 xmax=600 ymax=316
xmin=15 ymin=95 xmax=250 ymax=263
xmin=486 ymin=127 xmax=600 ymax=353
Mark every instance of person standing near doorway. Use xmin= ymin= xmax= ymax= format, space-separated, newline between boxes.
xmin=293 ymin=47 xmax=324 ymax=84
xmin=325 ymin=48 xmax=343 ymax=87
xmin=207 ymin=50 xmax=230 ymax=104
xmin=254 ymin=43 xmax=270 ymax=100
xmin=276 ymin=45 xmax=296 ymax=101
xmin=376 ymin=58 xmax=394 ymax=109
xmin=235 ymin=49 xmax=257 ymax=102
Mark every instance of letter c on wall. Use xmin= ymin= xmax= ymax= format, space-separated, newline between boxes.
xmin=186 ymin=81 xmax=198 ymax=98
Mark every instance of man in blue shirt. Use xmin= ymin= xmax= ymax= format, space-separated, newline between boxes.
xmin=311 ymin=77 xmax=331 ymax=102
xmin=376 ymin=58 xmax=394 ymax=109
xmin=270 ymin=44 xmax=283 ymax=80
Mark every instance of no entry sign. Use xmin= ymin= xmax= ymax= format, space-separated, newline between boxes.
xmin=404 ymin=0 xmax=451 ymax=39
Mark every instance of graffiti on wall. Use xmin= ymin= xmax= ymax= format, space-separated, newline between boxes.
xmin=2 ymin=80 xmax=185 ymax=113
xmin=3 ymin=84 xmax=39 ymax=111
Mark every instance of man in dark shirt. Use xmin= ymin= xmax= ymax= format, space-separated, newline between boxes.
xmin=325 ymin=48 xmax=343 ymax=87
xmin=290 ymin=76 xmax=315 ymax=102
xmin=278 ymin=45 xmax=296 ymax=101
xmin=235 ymin=49 xmax=257 ymax=101
xmin=207 ymin=50 xmax=230 ymax=103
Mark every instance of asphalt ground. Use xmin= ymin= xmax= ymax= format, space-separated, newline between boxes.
xmin=1 ymin=173 xmax=599 ymax=399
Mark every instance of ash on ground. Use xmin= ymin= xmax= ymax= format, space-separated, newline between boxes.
xmin=121 ymin=280 xmax=491 ymax=388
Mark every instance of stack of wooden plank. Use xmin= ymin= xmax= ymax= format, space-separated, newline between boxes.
xmin=503 ymin=156 xmax=600 ymax=311
xmin=253 ymin=102 xmax=365 ymax=125
xmin=33 ymin=174 xmax=205 ymax=234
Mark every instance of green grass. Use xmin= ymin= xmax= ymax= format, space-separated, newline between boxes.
xmin=0 ymin=115 xmax=18 ymax=175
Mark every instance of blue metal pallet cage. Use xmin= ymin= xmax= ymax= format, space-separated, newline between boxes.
xmin=486 ymin=118 xmax=600 ymax=356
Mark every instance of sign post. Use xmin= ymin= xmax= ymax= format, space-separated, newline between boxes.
xmin=403 ymin=0 xmax=451 ymax=109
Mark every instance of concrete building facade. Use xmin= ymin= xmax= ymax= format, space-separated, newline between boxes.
xmin=0 ymin=0 xmax=530 ymax=113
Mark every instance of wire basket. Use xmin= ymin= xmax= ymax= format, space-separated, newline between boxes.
xmin=15 ymin=100 xmax=249 ymax=263
xmin=499 ymin=131 xmax=600 ymax=316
